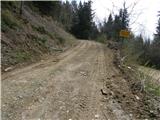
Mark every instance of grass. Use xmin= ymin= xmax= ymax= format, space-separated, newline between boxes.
xmin=145 ymin=82 xmax=160 ymax=96
xmin=137 ymin=67 xmax=160 ymax=96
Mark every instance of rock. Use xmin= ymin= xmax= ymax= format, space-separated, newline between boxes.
xmin=107 ymin=42 xmax=119 ymax=50
xmin=101 ymin=89 xmax=108 ymax=95
xmin=95 ymin=114 xmax=99 ymax=118
xmin=129 ymin=114 xmax=133 ymax=117
xmin=135 ymin=95 xmax=140 ymax=100
xmin=80 ymin=71 xmax=87 ymax=76
xmin=127 ymin=66 xmax=131 ymax=69
xmin=17 ymin=95 xmax=23 ymax=99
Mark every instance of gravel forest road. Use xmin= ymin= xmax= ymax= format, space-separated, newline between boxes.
xmin=2 ymin=40 xmax=154 ymax=120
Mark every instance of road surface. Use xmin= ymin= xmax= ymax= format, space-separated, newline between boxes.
xmin=2 ymin=40 xmax=153 ymax=120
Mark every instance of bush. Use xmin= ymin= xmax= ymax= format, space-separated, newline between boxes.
xmin=1 ymin=10 xmax=21 ymax=31
xmin=96 ymin=34 xmax=107 ymax=43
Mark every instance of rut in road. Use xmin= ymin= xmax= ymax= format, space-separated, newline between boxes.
xmin=3 ymin=40 xmax=138 ymax=120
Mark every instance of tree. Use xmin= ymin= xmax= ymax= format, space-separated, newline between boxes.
xmin=154 ymin=17 xmax=160 ymax=44
xmin=71 ymin=1 xmax=94 ymax=39
xmin=59 ymin=1 xmax=73 ymax=31
xmin=102 ymin=14 xmax=113 ymax=40
xmin=90 ymin=22 xmax=99 ymax=39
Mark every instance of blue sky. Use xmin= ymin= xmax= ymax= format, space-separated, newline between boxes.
xmin=63 ymin=0 xmax=160 ymax=40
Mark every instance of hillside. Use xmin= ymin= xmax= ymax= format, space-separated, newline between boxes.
xmin=1 ymin=2 xmax=76 ymax=72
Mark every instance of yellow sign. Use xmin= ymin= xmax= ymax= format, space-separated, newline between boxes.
xmin=119 ymin=30 xmax=130 ymax=38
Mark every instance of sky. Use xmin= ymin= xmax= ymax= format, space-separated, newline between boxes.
xmin=64 ymin=0 xmax=160 ymax=40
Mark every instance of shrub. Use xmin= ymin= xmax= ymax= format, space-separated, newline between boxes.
xmin=96 ymin=34 xmax=107 ymax=43
xmin=1 ymin=10 xmax=21 ymax=30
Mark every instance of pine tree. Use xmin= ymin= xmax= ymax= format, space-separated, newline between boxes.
xmin=71 ymin=1 xmax=94 ymax=39
xmin=60 ymin=1 xmax=73 ymax=31
xmin=112 ymin=15 xmax=121 ymax=41
xmin=154 ymin=17 xmax=160 ymax=44
xmin=105 ymin=14 xmax=113 ymax=40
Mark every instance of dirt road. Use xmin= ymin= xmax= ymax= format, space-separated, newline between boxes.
xmin=2 ymin=40 xmax=158 ymax=120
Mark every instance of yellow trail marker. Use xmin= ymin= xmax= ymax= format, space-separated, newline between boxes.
xmin=119 ymin=30 xmax=130 ymax=38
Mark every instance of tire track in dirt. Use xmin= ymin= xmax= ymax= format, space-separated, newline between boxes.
xmin=46 ymin=41 xmax=99 ymax=120
xmin=69 ymin=42 xmax=100 ymax=120
xmin=19 ymin=41 xmax=96 ymax=120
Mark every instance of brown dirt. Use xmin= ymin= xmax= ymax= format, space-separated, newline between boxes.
xmin=2 ymin=40 xmax=160 ymax=120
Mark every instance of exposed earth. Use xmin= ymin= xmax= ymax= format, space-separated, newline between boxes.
xmin=2 ymin=40 xmax=160 ymax=120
